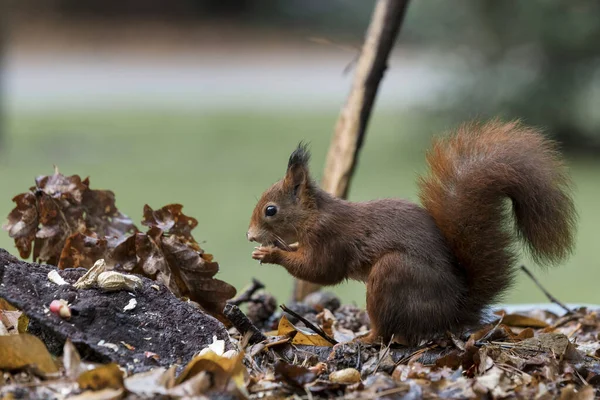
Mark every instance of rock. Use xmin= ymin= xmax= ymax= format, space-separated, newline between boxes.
xmin=246 ymin=292 xmax=277 ymax=326
xmin=304 ymin=291 xmax=341 ymax=312
xmin=0 ymin=249 xmax=231 ymax=373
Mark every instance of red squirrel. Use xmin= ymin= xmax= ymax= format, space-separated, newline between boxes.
xmin=246 ymin=120 xmax=577 ymax=345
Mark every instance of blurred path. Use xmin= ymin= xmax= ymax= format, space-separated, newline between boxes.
xmin=5 ymin=45 xmax=457 ymax=112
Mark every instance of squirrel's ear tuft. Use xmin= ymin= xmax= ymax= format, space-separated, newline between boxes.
xmin=284 ymin=141 xmax=311 ymax=198
xmin=288 ymin=141 xmax=311 ymax=170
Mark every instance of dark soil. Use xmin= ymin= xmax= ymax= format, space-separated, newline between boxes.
xmin=0 ymin=249 xmax=231 ymax=373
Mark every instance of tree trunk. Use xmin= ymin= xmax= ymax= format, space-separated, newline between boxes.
xmin=293 ymin=0 xmax=411 ymax=301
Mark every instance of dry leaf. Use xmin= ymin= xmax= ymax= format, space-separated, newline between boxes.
xmin=499 ymin=313 xmax=549 ymax=328
xmin=515 ymin=333 xmax=571 ymax=355
xmin=142 ymin=204 xmax=199 ymax=250
xmin=274 ymin=360 xmax=318 ymax=388
xmin=174 ymin=349 xmax=247 ymax=396
xmin=0 ymin=298 xmax=18 ymax=311
xmin=4 ymin=168 xmax=137 ymax=265
xmin=317 ymin=308 xmax=355 ymax=343
xmin=3 ymin=192 xmax=38 ymax=259
xmin=515 ymin=327 xmax=535 ymax=340
xmin=168 ymin=371 xmax=212 ymax=397
xmin=63 ymin=339 xmax=84 ymax=380
xmin=77 ymin=363 xmax=124 ymax=391
xmin=0 ymin=333 xmax=58 ymax=373
xmin=124 ymin=368 xmax=170 ymax=396
xmin=0 ymin=310 xmax=28 ymax=335
xmin=81 ymin=183 xmax=137 ymax=238
xmin=559 ymin=384 xmax=595 ymax=400
xmin=277 ymin=315 xmax=334 ymax=347
xmin=5 ymin=170 xmax=236 ymax=323
xmin=65 ymin=388 xmax=124 ymax=400
xmin=58 ymin=232 xmax=108 ymax=270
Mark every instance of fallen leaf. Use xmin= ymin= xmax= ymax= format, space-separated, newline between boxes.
xmin=81 ymin=184 xmax=137 ymax=238
xmin=317 ymin=308 xmax=355 ymax=343
xmin=0 ymin=310 xmax=28 ymax=335
xmin=77 ymin=363 xmax=124 ymax=390
xmin=142 ymin=204 xmax=199 ymax=249
xmin=0 ymin=321 xmax=8 ymax=335
xmin=175 ymin=349 xmax=247 ymax=396
xmin=559 ymin=384 xmax=595 ymax=400
xmin=124 ymin=367 xmax=170 ymax=396
xmin=515 ymin=333 xmax=572 ymax=356
xmin=64 ymin=388 xmax=124 ymax=400
xmin=515 ymin=327 xmax=535 ymax=340
xmin=168 ymin=371 xmax=212 ymax=397
xmin=3 ymin=192 xmax=38 ymax=259
xmin=274 ymin=360 xmax=318 ymax=388
xmin=4 ymin=168 xmax=136 ymax=265
xmin=499 ymin=313 xmax=549 ymax=328
xmin=161 ymin=234 xmax=235 ymax=321
xmin=58 ymin=232 xmax=108 ymax=270
xmin=134 ymin=230 xmax=169 ymax=280
xmin=277 ymin=315 xmax=334 ymax=347
xmin=435 ymin=351 xmax=463 ymax=369
xmin=473 ymin=366 xmax=512 ymax=398
xmin=0 ymin=333 xmax=58 ymax=373
xmin=0 ymin=298 xmax=18 ymax=311
xmin=63 ymin=339 xmax=83 ymax=380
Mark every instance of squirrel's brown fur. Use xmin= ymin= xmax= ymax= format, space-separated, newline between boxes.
xmin=247 ymin=120 xmax=577 ymax=345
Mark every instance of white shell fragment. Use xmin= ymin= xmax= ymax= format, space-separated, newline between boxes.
xmin=47 ymin=270 xmax=68 ymax=286
xmin=199 ymin=335 xmax=226 ymax=356
xmin=222 ymin=349 xmax=239 ymax=359
xmin=97 ymin=340 xmax=119 ymax=352
xmin=123 ymin=298 xmax=137 ymax=312
xmin=74 ymin=259 xmax=107 ymax=289
xmin=97 ymin=271 xmax=143 ymax=292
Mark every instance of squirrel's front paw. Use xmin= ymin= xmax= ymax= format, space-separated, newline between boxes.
xmin=252 ymin=246 xmax=279 ymax=265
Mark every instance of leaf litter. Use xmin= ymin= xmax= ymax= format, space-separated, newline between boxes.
xmin=0 ymin=168 xmax=599 ymax=399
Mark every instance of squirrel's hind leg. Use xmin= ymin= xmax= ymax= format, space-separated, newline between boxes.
xmin=366 ymin=252 xmax=464 ymax=346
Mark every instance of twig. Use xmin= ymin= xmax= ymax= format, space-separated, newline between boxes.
xmin=280 ymin=304 xmax=338 ymax=345
xmin=363 ymin=386 xmax=410 ymax=399
xmin=474 ymin=314 xmax=505 ymax=346
xmin=223 ymin=303 xmax=266 ymax=345
xmin=293 ymin=0 xmax=411 ymax=301
xmin=549 ymin=313 xmax=580 ymax=330
xmin=374 ymin=335 xmax=395 ymax=373
xmin=520 ymin=265 xmax=573 ymax=315
xmin=228 ymin=278 xmax=265 ymax=306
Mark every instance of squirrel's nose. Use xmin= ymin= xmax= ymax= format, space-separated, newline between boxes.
xmin=246 ymin=231 xmax=255 ymax=242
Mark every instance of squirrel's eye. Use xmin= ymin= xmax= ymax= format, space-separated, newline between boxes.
xmin=265 ymin=205 xmax=278 ymax=217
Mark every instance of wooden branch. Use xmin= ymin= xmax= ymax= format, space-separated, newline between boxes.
xmin=223 ymin=303 xmax=267 ymax=345
xmin=228 ymin=278 xmax=265 ymax=306
xmin=293 ymin=0 xmax=411 ymax=301
xmin=280 ymin=304 xmax=338 ymax=345
xmin=520 ymin=265 xmax=573 ymax=315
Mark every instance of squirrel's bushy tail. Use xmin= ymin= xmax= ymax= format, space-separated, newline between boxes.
xmin=418 ymin=120 xmax=577 ymax=312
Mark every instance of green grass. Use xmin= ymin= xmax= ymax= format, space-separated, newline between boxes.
xmin=2 ymin=110 xmax=599 ymax=306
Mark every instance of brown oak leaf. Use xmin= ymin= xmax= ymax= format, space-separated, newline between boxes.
xmin=142 ymin=204 xmax=200 ymax=250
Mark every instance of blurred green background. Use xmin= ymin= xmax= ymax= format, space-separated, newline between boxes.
xmin=1 ymin=1 xmax=599 ymax=306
